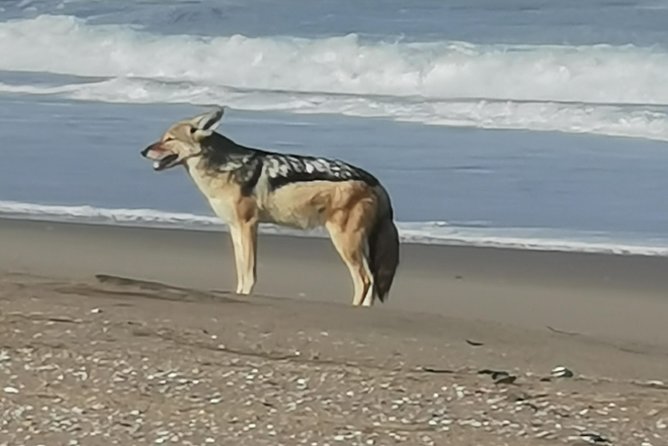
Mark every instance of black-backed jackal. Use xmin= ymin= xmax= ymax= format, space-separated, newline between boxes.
xmin=141 ymin=107 xmax=399 ymax=306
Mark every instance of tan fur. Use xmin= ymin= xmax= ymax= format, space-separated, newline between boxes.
xmin=142 ymin=107 xmax=398 ymax=306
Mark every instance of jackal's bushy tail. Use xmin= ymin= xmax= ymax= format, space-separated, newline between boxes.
xmin=368 ymin=199 xmax=400 ymax=303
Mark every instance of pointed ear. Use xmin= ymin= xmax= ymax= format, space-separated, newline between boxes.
xmin=191 ymin=106 xmax=225 ymax=134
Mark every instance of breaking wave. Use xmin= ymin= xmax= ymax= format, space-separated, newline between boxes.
xmin=3 ymin=15 xmax=668 ymax=104
xmin=2 ymin=15 xmax=668 ymax=140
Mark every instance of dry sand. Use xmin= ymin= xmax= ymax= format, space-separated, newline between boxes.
xmin=1 ymin=218 xmax=667 ymax=445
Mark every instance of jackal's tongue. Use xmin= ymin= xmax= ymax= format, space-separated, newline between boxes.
xmin=153 ymin=154 xmax=178 ymax=170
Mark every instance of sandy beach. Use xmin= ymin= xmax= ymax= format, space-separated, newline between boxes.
xmin=4 ymin=1 xmax=668 ymax=445
xmin=1 ymin=218 xmax=667 ymax=445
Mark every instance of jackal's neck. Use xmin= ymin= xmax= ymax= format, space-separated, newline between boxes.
xmin=200 ymin=132 xmax=255 ymax=156
xmin=195 ymin=132 xmax=260 ymax=171
xmin=183 ymin=156 xmax=233 ymax=201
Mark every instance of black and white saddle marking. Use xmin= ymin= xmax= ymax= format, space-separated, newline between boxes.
xmin=200 ymin=133 xmax=379 ymax=196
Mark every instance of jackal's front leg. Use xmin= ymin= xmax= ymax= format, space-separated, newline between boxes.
xmin=228 ymin=224 xmax=245 ymax=294
xmin=229 ymin=221 xmax=258 ymax=295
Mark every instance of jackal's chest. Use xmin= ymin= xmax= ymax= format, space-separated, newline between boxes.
xmin=186 ymin=165 xmax=238 ymax=223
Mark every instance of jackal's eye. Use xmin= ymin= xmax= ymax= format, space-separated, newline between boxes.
xmin=189 ymin=126 xmax=197 ymax=134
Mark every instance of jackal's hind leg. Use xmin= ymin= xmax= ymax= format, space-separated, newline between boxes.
xmin=326 ymin=223 xmax=372 ymax=306
xmin=360 ymin=257 xmax=376 ymax=307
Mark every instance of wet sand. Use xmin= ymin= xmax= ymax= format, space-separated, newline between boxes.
xmin=2 ymin=218 xmax=667 ymax=345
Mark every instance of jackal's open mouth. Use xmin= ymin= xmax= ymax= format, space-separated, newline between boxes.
xmin=152 ymin=154 xmax=179 ymax=171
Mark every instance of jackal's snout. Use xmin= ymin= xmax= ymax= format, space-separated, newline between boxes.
xmin=141 ymin=142 xmax=180 ymax=171
xmin=140 ymin=143 xmax=157 ymax=158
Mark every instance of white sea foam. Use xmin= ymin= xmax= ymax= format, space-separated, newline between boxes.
xmin=2 ymin=200 xmax=667 ymax=257
xmin=3 ymin=15 xmax=668 ymax=140
xmin=0 ymin=201 xmax=221 ymax=228
xmin=3 ymin=77 xmax=668 ymax=142
xmin=2 ymin=15 xmax=668 ymax=104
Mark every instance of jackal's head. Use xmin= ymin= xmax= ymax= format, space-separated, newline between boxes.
xmin=141 ymin=107 xmax=225 ymax=171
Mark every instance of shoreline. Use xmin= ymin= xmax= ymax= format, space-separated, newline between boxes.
xmin=2 ymin=204 xmax=668 ymax=257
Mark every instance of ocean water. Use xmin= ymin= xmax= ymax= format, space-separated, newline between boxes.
xmin=2 ymin=0 xmax=668 ymax=255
